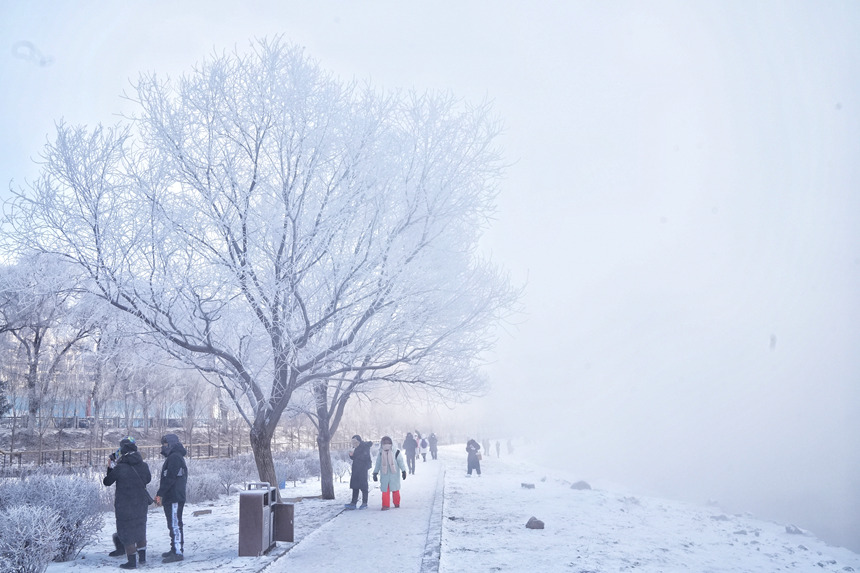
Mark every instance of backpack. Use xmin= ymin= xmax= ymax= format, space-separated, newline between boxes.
xmin=420 ymin=438 xmax=428 ymax=448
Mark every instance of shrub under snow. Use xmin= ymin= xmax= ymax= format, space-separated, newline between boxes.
xmin=0 ymin=473 xmax=103 ymax=562
xmin=0 ymin=505 xmax=61 ymax=573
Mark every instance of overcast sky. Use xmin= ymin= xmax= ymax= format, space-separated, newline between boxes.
xmin=2 ymin=0 xmax=859 ymax=552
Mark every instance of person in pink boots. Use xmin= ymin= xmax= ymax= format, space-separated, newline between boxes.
xmin=372 ymin=435 xmax=408 ymax=510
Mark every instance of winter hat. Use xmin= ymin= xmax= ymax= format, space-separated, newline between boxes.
xmin=160 ymin=433 xmax=181 ymax=456
xmin=351 ymin=434 xmax=362 ymax=443
xmin=380 ymin=436 xmax=393 ymax=445
xmin=120 ymin=436 xmax=137 ymax=454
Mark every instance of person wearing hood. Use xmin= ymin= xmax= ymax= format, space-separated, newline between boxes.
xmin=402 ymin=432 xmax=418 ymax=475
xmin=428 ymin=432 xmax=438 ymax=460
xmin=372 ymin=435 xmax=408 ymax=510
xmin=344 ymin=434 xmax=373 ymax=510
xmin=103 ymin=436 xmax=152 ymax=570
xmin=419 ymin=435 xmax=429 ymax=462
xmin=155 ymin=433 xmax=188 ymax=563
xmin=466 ymin=438 xmax=482 ymax=477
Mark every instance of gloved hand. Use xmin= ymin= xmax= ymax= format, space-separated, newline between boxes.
xmin=402 ymin=471 xmax=407 ymax=480
xmin=372 ymin=473 xmax=378 ymax=482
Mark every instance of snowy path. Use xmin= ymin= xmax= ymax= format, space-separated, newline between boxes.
xmin=268 ymin=452 xmax=446 ymax=573
xmin=47 ymin=444 xmax=860 ymax=572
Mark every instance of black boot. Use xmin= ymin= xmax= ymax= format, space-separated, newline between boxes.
xmin=137 ymin=548 xmax=146 ymax=564
xmin=161 ymin=548 xmax=175 ymax=558
xmin=109 ymin=533 xmax=125 ymax=557
xmin=119 ymin=553 xmax=136 ymax=569
xmin=162 ymin=552 xmax=184 ymax=563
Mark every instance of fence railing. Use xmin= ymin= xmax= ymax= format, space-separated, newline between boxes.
xmin=0 ymin=439 xmax=354 ymax=475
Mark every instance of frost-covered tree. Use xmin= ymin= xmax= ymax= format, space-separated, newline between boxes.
xmin=0 ymin=254 xmax=94 ymax=435
xmin=3 ymin=38 xmax=518 ymax=493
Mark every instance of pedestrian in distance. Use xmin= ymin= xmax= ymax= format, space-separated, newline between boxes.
xmin=103 ymin=436 xmax=151 ymax=570
xmin=466 ymin=438 xmax=482 ymax=477
xmin=428 ymin=432 xmax=438 ymax=460
xmin=155 ymin=433 xmax=188 ymax=563
xmin=372 ymin=435 xmax=408 ymax=510
xmin=344 ymin=434 xmax=373 ymax=510
xmin=402 ymin=432 xmax=418 ymax=475
xmin=495 ymin=440 xmax=501 ymax=458
xmin=419 ymin=435 xmax=429 ymax=462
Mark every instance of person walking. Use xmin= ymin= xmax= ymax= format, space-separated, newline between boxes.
xmin=155 ymin=434 xmax=188 ymax=563
xmin=419 ymin=435 xmax=429 ymax=462
xmin=402 ymin=432 xmax=418 ymax=475
xmin=466 ymin=438 xmax=482 ymax=477
xmin=372 ymin=436 xmax=408 ymax=510
xmin=103 ymin=437 xmax=151 ymax=570
xmin=428 ymin=432 xmax=438 ymax=460
xmin=495 ymin=440 xmax=501 ymax=458
xmin=344 ymin=434 xmax=373 ymax=510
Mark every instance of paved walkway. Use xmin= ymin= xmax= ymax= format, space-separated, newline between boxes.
xmin=266 ymin=451 xmax=447 ymax=573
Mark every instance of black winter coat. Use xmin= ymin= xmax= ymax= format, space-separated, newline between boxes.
xmin=103 ymin=451 xmax=152 ymax=544
xmin=403 ymin=436 xmax=418 ymax=455
xmin=349 ymin=440 xmax=373 ymax=490
xmin=466 ymin=439 xmax=481 ymax=462
xmin=156 ymin=442 xmax=188 ymax=504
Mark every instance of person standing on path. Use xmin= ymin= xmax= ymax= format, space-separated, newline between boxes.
xmin=155 ymin=433 xmax=188 ymax=564
xmin=344 ymin=434 xmax=373 ymax=510
xmin=372 ymin=435 xmax=408 ymax=510
xmin=402 ymin=432 xmax=418 ymax=475
xmin=495 ymin=440 xmax=501 ymax=458
xmin=103 ymin=437 xmax=151 ymax=570
xmin=466 ymin=438 xmax=482 ymax=477
xmin=428 ymin=432 xmax=438 ymax=460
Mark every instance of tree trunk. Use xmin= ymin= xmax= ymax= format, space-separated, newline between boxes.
xmin=141 ymin=388 xmax=150 ymax=438
xmin=26 ymin=360 xmax=39 ymax=435
xmin=316 ymin=432 xmax=335 ymax=500
xmin=313 ymin=382 xmax=336 ymax=500
xmin=218 ymin=391 xmax=229 ymax=434
xmin=250 ymin=424 xmax=281 ymax=501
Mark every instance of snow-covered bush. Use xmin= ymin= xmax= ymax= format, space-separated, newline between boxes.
xmin=0 ymin=473 xmax=103 ymax=561
xmin=303 ymin=455 xmax=321 ymax=479
xmin=332 ymin=458 xmax=351 ymax=483
xmin=185 ymin=471 xmax=222 ymax=504
xmin=209 ymin=454 xmax=257 ymax=494
xmin=0 ymin=505 xmax=60 ymax=573
xmin=276 ymin=455 xmax=307 ymax=487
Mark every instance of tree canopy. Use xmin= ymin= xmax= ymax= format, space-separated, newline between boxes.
xmin=3 ymin=38 xmax=518 ymax=489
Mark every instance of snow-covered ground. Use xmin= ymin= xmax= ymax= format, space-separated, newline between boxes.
xmin=49 ymin=444 xmax=860 ymax=572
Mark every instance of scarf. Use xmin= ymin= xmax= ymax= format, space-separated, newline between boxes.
xmin=380 ymin=448 xmax=397 ymax=474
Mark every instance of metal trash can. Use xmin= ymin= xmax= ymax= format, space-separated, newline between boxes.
xmin=239 ymin=482 xmax=277 ymax=556
xmin=272 ymin=502 xmax=294 ymax=542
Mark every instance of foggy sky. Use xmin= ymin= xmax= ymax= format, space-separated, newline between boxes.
xmin=2 ymin=0 xmax=859 ymax=551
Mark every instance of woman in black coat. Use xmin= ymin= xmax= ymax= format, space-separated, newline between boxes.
xmin=345 ymin=434 xmax=373 ymax=509
xmin=466 ymin=438 xmax=482 ymax=476
xmin=103 ymin=437 xmax=152 ymax=569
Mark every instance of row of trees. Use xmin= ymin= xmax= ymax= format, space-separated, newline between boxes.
xmin=2 ymin=38 xmax=518 ymax=499
xmin=0 ymin=255 xmax=237 ymax=451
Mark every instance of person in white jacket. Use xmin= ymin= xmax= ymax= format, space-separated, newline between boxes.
xmin=372 ymin=435 xmax=408 ymax=510
xmin=419 ymin=435 xmax=429 ymax=462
